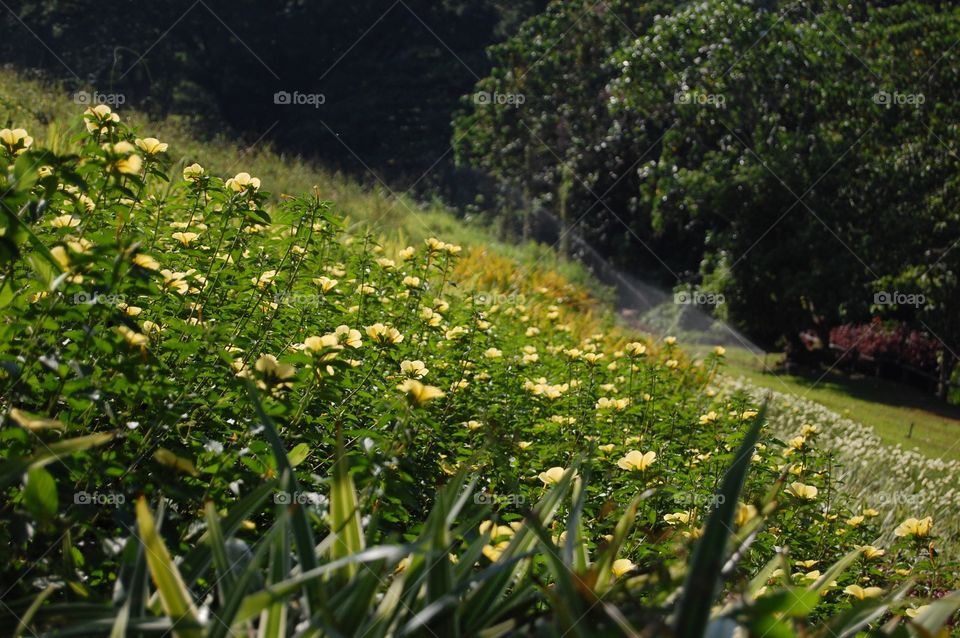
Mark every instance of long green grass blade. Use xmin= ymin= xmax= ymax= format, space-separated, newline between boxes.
xmin=135 ymin=498 xmax=203 ymax=638
xmin=674 ymin=405 xmax=767 ymax=637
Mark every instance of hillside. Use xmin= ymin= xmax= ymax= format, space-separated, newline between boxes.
xmin=1 ymin=73 xmax=958 ymax=636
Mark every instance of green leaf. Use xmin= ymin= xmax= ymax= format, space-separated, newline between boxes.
xmin=329 ymin=424 xmax=364 ymax=577
xmin=909 ymin=590 xmax=960 ymax=636
xmin=288 ymin=442 xmax=311 ymax=467
xmin=12 ymin=584 xmax=59 ymax=638
xmin=674 ymin=404 xmax=767 ymax=637
xmin=23 ymin=466 xmax=58 ymax=523
xmin=135 ymin=497 xmax=203 ymax=638
xmin=244 ymin=382 xmax=321 ymax=611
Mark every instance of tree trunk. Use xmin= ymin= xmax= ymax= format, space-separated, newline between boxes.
xmin=936 ymin=349 xmax=955 ymax=401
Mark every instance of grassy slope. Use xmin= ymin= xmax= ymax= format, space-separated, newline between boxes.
xmin=6 ymin=69 xmax=957 ymax=463
xmin=0 ymin=69 xmax=601 ymax=295
xmin=703 ymin=345 xmax=960 ymax=461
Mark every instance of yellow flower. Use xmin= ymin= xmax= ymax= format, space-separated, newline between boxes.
xmin=846 ymin=515 xmax=864 ymax=528
xmin=398 ymin=246 xmax=415 ymax=260
xmin=183 ymin=163 xmax=205 ymax=181
xmin=905 ymin=605 xmax=929 ymax=619
xmin=117 ymin=325 xmax=148 ymax=348
xmin=857 ymin=545 xmax=886 ymax=560
xmin=251 ymin=270 xmax=277 ymax=288
xmin=400 ymin=359 xmax=429 ymax=378
xmin=735 ymin=502 xmax=758 ymax=526
xmin=365 ymin=323 xmax=404 ymax=345
xmin=303 ymin=334 xmax=340 ymax=353
xmin=713 ymin=345 xmax=726 ymax=356
xmin=616 ymin=450 xmax=657 ymax=472
xmin=135 ymin=137 xmax=168 ymax=154
xmin=465 ymin=420 xmax=483 ymax=430
xmin=402 ymin=275 xmax=421 ymax=288
xmin=598 ymin=444 xmax=615 ymax=454
xmin=100 ymin=141 xmax=142 ymax=175
xmin=665 ymin=359 xmax=679 ymax=368
xmin=0 ymin=127 xmax=33 ymax=155
xmin=894 ymin=516 xmax=933 ymax=539
xmin=115 ymin=153 xmax=143 ymax=175
xmin=397 ymin=379 xmax=444 ymax=406
xmin=226 ymin=172 xmax=261 ymax=192
xmin=479 ymin=521 xmax=519 ymax=562
xmin=518 ymin=441 xmax=532 ymax=450
xmin=597 ymin=397 xmax=630 ymax=411
xmin=786 ymin=482 xmax=818 ymax=501
xmin=484 ymin=347 xmax=503 ymax=359
xmin=172 ymin=231 xmax=200 ymax=246
xmin=255 ymin=354 xmax=296 ymax=380
xmin=160 ymin=269 xmax=189 ymax=295
xmin=844 ymin=585 xmax=884 ymax=600
xmin=699 ymin=411 xmax=719 ymax=425
xmin=133 ymin=253 xmax=160 ymax=270
xmin=624 ymin=342 xmax=647 ymax=356
xmin=425 ymin=237 xmax=446 ymax=252
xmin=800 ymin=423 xmax=820 ymax=436
xmin=787 ymin=436 xmax=807 ymax=451
xmin=538 ymin=466 xmax=577 ymax=486
xmin=444 ymin=326 xmax=468 ymax=340
xmin=50 ymin=215 xmax=81 ymax=228
xmin=313 ymin=276 xmax=338 ymax=293
xmin=862 ymin=508 xmax=880 ymax=518
xmin=663 ymin=512 xmax=691 ymax=525
xmin=83 ymin=105 xmax=120 ymax=132
xmin=664 ymin=336 xmax=677 ymax=345
xmin=335 ymin=325 xmax=363 ymax=348
xmin=611 ymin=558 xmax=635 ymax=578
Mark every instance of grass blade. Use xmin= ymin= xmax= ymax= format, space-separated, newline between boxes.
xmin=135 ymin=497 xmax=203 ymax=638
xmin=674 ymin=404 xmax=767 ymax=637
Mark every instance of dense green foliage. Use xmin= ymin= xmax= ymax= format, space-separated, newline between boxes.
xmin=1 ymin=103 xmax=958 ymax=636
xmin=1 ymin=0 xmax=545 ymax=179
xmin=454 ymin=0 xmax=960 ymax=395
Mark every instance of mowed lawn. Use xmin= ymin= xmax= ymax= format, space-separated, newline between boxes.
xmin=701 ymin=346 xmax=960 ymax=462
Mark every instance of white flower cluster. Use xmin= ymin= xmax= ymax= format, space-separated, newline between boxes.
xmin=722 ymin=377 xmax=960 ymax=548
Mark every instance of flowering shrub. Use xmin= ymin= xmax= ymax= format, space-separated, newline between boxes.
xmin=830 ymin=319 xmax=940 ymax=372
xmin=0 ymin=110 xmax=957 ymax=635
xmin=728 ymin=378 xmax=960 ymax=547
